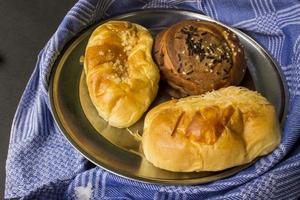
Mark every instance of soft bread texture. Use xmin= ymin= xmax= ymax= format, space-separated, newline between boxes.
xmin=154 ymin=20 xmax=246 ymax=97
xmin=84 ymin=21 xmax=160 ymax=128
xmin=142 ymin=87 xmax=281 ymax=172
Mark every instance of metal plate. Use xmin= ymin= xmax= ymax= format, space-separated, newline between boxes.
xmin=49 ymin=9 xmax=288 ymax=185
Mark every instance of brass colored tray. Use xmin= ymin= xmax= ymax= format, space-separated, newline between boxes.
xmin=49 ymin=9 xmax=288 ymax=185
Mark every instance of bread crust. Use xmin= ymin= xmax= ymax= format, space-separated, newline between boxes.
xmin=142 ymin=87 xmax=281 ymax=172
xmin=84 ymin=21 xmax=160 ymax=128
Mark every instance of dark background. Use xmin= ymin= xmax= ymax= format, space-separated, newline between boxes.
xmin=0 ymin=1 xmax=77 ymax=198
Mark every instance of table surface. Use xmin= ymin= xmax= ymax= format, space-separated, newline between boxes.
xmin=0 ymin=1 xmax=77 ymax=198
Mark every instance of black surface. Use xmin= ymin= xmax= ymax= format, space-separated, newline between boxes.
xmin=0 ymin=1 xmax=77 ymax=198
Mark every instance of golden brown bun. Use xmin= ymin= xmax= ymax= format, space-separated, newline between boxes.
xmin=154 ymin=20 xmax=247 ymax=97
xmin=84 ymin=21 xmax=160 ymax=128
xmin=142 ymin=87 xmax=281 ymax=172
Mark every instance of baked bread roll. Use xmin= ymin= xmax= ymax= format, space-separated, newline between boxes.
xmin=142 ymin=86 xmax=280 ymax=172
xmin=154 ymin=20 xmax=246 ymax=97
xmin=84 ymin=21 xmax=160 ymax=128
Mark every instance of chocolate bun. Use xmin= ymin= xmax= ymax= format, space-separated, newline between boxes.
xmin=154 ymin=20 xmax=247 ymax=97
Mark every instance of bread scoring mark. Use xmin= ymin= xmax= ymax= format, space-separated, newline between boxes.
xmin=171 ymin=111 xmax=185 ymax=136
xmin=151 ymin=108 xmax=186 ymax=137
xmin=186 ymin=105 xmax=235 ymax=144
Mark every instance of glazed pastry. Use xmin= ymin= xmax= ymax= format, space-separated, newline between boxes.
xmin=84 ymin=21 xmax=160 ymax=128
xmin=142 ymin=86 xmax=280 ymax=172
xmin=154 ymin=20 xmax=247 ymax=97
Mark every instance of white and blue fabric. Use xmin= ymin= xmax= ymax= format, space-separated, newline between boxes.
xmin=5 ymin=0 xmax=300 ymax=199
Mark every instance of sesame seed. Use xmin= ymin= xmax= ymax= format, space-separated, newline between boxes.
xmin=209 ymin=69 xmax=213 ymax=73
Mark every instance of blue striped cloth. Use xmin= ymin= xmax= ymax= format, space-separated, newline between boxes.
xmin=5 ymin=0 xmax=300 ymax=199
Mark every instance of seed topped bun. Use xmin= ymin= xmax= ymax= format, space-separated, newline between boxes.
xmin=154 ymin=20 xmax=247 ymax=97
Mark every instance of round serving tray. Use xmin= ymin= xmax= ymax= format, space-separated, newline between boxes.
xmin=49 ymin=9 xmax=288 ymax=185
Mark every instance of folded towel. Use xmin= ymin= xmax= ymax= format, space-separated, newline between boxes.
xmin=5 ymin=0 xmax=300 ymax=199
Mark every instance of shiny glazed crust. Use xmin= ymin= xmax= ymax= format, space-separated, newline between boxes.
xmin=84 ymin=21 xmax=160 ymax=128
xmin=142 ymin=86 xmax=281 ymax=172
xmin=154 ymin=20 xmax=247 ymax=97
